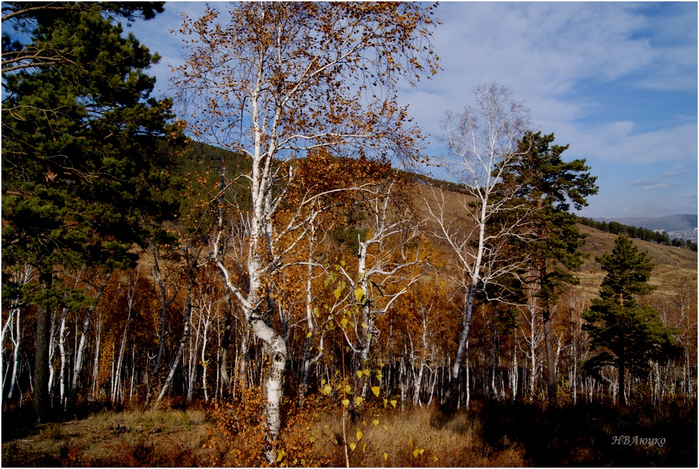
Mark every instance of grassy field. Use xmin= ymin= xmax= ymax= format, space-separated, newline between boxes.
xmin=2 ymin=397 xmax=695 ymax=467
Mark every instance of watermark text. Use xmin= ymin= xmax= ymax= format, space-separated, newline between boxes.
xmin=611 ymin=435 xmax=666 ymax=447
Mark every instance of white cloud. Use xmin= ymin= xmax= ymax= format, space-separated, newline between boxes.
xmin=405 ymin=3 xmax=696 ymax=161
xmin=631 ymin=179 xmax=680 ymax=190
xmin=566 ymin=121 xmax=697 ymax=166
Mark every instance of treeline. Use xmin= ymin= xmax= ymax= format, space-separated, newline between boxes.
xmin=3 ymin=143 xmax=695 ymax=417
xmin=576 ymin=215 xmax=697 ymax=251
xmin=396 ymin=169 xmax=471 ymax=195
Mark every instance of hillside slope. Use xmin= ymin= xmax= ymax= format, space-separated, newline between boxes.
xmin=576 ymin=223 xmax=697 ymax=300
xmin=415 ymin=184 xmax=697 ymax=302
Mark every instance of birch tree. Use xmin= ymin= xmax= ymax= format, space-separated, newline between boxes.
xmin=174 ymin=3 xmax=438 ymax=462
xmin=424 ymin=83 xmax=530 ymax=407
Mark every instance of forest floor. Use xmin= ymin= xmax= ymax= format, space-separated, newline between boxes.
xmin=2 ymin=397 xmax=696 ymax=467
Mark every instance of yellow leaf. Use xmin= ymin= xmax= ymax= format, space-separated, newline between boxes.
xmin=372 ymin=419 xmax=379 ymax=426
xmin=344 ymin=384 xmax=351 ymax=394
xmin=277 ymin=449 xmax=285 ymax=463
xmin=383 ymin=453 xmax=388 ymax=461
xmin=306 ymin=332 xmax=313 ymax=338
xmin=356 ymin=430 xmax=363 ymax=441
xmin=341 ymin=317 xmax=348 ymax=328
xmin=419 ymin=449 xmax=424 ymax=455
xmin=371 ymin=386 xmax=380 ymax=397
xmin=354 ymin=287 xmax=365 ymax=302
xmin=342 ymin=399 xmax=350 ymax=407
xmin=321 ymin=378 xmax=326 ymax=386
xmin=322 ymin=385 xmax=332 ymax=396
xmin=355 ymin=396 xmax=363 ymax=406
xmin=349 ymin=442 xmax=356 ymax=451
xmin=334 ymin=287 xmax=342 ymax=299
xmin=413 ymin=449 xmax=419 ymax=458
xmin=362 ymin=443 xmax=366 ymax=453
xmin=390 ymin=399 xmax=397 ymax=408
xmin=357 ymin=370 xmax=363 ymax=378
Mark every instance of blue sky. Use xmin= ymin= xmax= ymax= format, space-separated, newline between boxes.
xmin=130 ymin=1 xmax=697 ymax=219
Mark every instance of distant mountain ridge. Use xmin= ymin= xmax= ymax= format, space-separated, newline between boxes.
xmin=594 ymin=214 xmax=697 ymax=232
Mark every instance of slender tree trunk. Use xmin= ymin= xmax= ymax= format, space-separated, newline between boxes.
xmin=8 ymin=306 xmax=22 ymax=400
xmin=57 ymin=307 xmax=69 ymax=411
xmin=529 ymin=324 xmax=537 ymax=399
xmin=153 ymin=312 xmax=191 ymax=407
xmin=112 ymin=308 xmax=131 ymax=404
xmin=220 ymin=294 xmax=232 ymax=392
xmin=71 ymin=273 xmax=111 ymax=409
xmin=33 ymin=271 xmax=53 ymax=423
xmin=154 ymin=244 xmax=198 ymax=408
xmin=129 ymin=344 xmax=136 ymax=402
xmin=299 ymin=226 xmax=317 ymax=406
xmin=543 ymin=309 xmax=557 ymax=401
xmin=1 ymin=307 xmax=15 ymax=394
xmin=619 ymin=355 xmax=626 ymax=406
xmin=90 ymin=312 xmax=102 ymax=401
xmin=201 ymin=314 xmax=210 ymax=402
xmin=186 ymin=313 xmax=199 ymax=404
xmin=47 ymin=307 xmax=57 ymax=405
xmin=148 ymin=243 xmax=177 ymax=406
xmin=464 ymin=339 xmax=470 ymax=408
xmin=2 ymin=265 xmax=31 ymax=399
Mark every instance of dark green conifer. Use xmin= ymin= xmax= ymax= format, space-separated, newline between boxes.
xmin=2 ymin=2 xmax=182 ymax=422
xmin=583 ymin=235 xmax=681 ymax=405
xmin=493 ymin=130 xmax=598 ymax=401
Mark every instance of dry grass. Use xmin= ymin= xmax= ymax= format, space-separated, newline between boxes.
xmin=1 ymin=399 xmax=528 ymax=467
xmin=285 ymin=402 xmax=527 ymax=467
xmin=2 ymin=408 xmax=213 ymax=467
xmin=4 ymin=397 xmax=694 ymax=466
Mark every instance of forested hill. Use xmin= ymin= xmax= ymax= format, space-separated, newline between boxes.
xmin=181 ymin=141 xmax=697 ymax=249
xmin=575 ymin=215 xmax=697 ymax=250
xmin=575 ymin=223 xmax=697 ymax=299
xmin=179 ymin=141 xmax=697 ymax=300
xmin=597 ymin=214 xmax=697 ymax=232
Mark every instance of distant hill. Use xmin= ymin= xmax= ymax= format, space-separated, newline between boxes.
xmin=595 ymin=214 xmax=697 ymax=232
xmin=576 ymin=224 xmax=697 ymax=301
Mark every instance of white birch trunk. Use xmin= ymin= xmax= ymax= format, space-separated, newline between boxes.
xmin=90 ymin=312 xmax=102 ymax=401
xmin=57 ymin=307 xmax=68 ymax=409
xmin=201 ymin=314 xmax=210 ymax=402
xmin=112 ymin=308 xmax=131 ymax=404
xmin=47 ymin=309 xmax=57 ymax=402
xmin=7 ymin=306 xmax=22 ymax=400
xmin=71 ymin=273 xmax=110 ymax=406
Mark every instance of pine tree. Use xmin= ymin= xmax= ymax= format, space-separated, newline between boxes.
xmin=493 ymin=130 xmax=598 ymax=401
xmin=583 ymin=235 xmax=681 ymax=405
xmin=2 ymin=2 xmax=182 ymax=422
